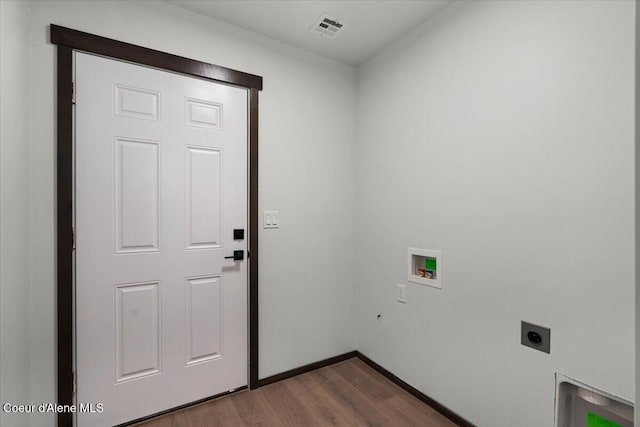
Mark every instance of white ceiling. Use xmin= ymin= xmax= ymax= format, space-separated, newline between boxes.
xmin=166 ymin=1 xmax=450 ymax=66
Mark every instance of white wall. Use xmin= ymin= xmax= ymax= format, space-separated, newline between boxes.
xmin=355 ymin=1 xmax=635 ymax=426
xmin=27 ymin=1 xmax=356 ymax=424
xmin=0 ymin=2 xmax=32 ymax=427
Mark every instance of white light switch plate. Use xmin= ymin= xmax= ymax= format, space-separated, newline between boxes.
xmin=263 ymin=211 xmax=279 ymax=229
xmin=397 ymin=284 xmax=406 ymax=303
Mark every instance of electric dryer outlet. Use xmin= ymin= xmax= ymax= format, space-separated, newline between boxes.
xmin=521 ymin=321 xmax=551 ymax=354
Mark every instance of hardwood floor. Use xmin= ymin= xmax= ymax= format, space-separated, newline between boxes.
xmin=133 ymin=357 xmax=457 ymax=427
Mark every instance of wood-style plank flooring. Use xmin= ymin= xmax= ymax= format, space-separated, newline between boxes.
xmin=134 ymin=357 xmax=457 ymax=427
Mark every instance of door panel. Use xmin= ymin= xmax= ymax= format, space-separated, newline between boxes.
xmin=185 ymin=146 xmax=222 ymax=249
xmin=114 ymin=282 xmax=161 ymax=383
xmin=75 ymin=52 xmax=248 ymax=426
xmin=185 ymin=276 xmax=222 ymax=365
xmin=114 ymin=138 xmax=160 ymax=253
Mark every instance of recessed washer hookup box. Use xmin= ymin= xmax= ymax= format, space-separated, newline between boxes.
xmin=555 ymin=374 xmax=633 ymax=427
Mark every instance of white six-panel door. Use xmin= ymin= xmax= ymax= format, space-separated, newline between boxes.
xmin=75 ymin=52 xmax=248 ymax=426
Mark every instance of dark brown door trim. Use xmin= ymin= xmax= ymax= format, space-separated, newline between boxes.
xmin=55 ymin=44 xmax=74 ymax=427
xmin=51 ymin=24 xmax=262 ymax=427
xmin=50 ymin=25 xmax=262 ymax=90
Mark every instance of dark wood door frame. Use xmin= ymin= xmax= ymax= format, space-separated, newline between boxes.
xmin=51 ymin=24 xmax=262 ymax=427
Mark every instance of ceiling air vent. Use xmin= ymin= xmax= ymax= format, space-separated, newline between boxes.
xmin=310 ymin=13 xmax=347 ymax=39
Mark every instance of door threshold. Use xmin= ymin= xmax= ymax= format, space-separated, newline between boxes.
xmin=115 ymin=386 xmax=248 ymax=427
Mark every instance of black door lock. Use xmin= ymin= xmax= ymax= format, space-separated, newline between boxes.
xmin=527 ymin=331 xmax=543 ymax=345
xmin=224 ymin=250 xmax=244 ymax=261
xmin=233 ymin=229 xmax=245 ymax=240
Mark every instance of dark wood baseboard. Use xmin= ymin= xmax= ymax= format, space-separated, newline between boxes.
xmin=120 ymin=351 xmax=474 ymax=426
xmin=116 ymin=385 xmax=248 ymax=427
xmin=355 ymin=352 xmax=476 ymax=427
xmin=257 ymin=351 xmax=359 ymax=387
xmin=256 ymin=350 xmax=474 ymax=426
